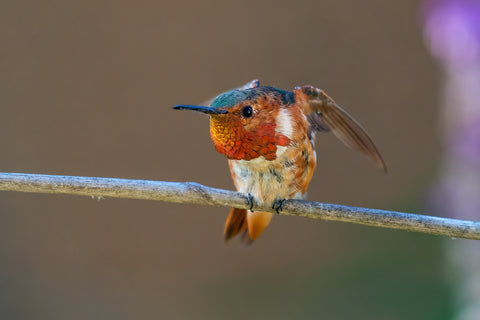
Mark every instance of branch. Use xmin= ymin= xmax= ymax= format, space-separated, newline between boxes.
xmin=0 ymin=172 xmax=478 ymax=240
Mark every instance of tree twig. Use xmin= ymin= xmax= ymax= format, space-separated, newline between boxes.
xmin=0 ymin=172 xmax=478 ymax=240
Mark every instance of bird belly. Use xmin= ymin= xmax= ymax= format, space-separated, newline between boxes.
xmin=228 ymin=144 xmax=316 ymax=207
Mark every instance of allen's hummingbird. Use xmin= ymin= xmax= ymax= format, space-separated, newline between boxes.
xmin=174 ymin=80 xmax=386 ymax=243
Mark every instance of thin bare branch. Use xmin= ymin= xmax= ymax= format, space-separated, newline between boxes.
xmin=0 ymin=172 xmax=478 ymax=240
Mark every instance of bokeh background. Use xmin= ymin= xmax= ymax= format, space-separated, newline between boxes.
xmin=1 ymin=0 xmax=476 ymax=319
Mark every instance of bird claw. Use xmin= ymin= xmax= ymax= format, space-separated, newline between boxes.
xmin=246 ymin=193 xmax=254 ymax=212
xmin=272 ymin=199 xmax=286 ymax=214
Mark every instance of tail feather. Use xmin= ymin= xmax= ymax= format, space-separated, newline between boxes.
xmin=224 ymin=208 xmax=248 ymax=241
xmin=224 ymin=208 xmax=273 ymax=243
xmin=247 ymin=211 xmax=273 ymax=240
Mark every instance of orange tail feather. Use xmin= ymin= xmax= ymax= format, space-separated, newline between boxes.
xmin=224 ymin=208 xmax=272 ymax=243
xmin=247 ymin=211 xmax=273 ymax=240
xmin=224 ymin=208 xmax=248 ymax=241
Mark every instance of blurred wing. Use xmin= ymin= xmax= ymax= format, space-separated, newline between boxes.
xmin=294 ymin=85 xmax=387 ymax=172
xmin=202 ymin=79 xmax=260 ymax=106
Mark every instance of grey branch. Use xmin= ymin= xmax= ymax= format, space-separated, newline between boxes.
xmin=0 ymin=172 xmax=478 ymax=240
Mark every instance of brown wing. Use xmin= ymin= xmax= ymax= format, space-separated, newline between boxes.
xmin=294 ymin=85 xmax=387 ymax=172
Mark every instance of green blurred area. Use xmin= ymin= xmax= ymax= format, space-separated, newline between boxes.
xmin=201 ymin=230 xmax=453 ymax=320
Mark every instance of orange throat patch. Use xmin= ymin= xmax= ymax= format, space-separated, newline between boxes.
xmin=209 ymin=115 xmax=290 ymax=161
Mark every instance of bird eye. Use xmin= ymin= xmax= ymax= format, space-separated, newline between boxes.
xmin=242 ymin=105 xmax=253 ymax=118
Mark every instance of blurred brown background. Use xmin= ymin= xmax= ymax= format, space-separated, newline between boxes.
xmin=0 ymin=0 xmax=450 ymax=319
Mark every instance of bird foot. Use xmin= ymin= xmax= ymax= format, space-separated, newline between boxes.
xmin=272 ymin=199 xmax=286 ymax=214
xmin=246 ymin=193 xmax=254 ymax=212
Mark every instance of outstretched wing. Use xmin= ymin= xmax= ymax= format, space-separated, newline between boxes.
xmin=202 ymin=79 xmax=260 ymax=106
xmin=294 ymin=85 xmax=387 ymax=172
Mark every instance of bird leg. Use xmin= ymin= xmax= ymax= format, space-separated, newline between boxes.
xmin=246 ymin=193 xmax=254 ymax=212
xmin=272 ymin=199 xmax=286 ymax=214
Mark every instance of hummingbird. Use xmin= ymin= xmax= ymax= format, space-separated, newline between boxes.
xmin=174 ymin=79 xmax=386 ymax=243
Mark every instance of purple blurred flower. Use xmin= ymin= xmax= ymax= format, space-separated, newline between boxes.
xmin=423 ymin=3 xmax=480 ymax=317
xmin=422 ymin=0 xmax=480 ymax=69
xmin=450 ymin=118 xmax=480 ymax=165
xmin=423 ymin=0 xmax=480 ymax=166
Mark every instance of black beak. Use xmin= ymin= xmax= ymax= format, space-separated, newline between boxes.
xmin=173 ymin=105 xmax=227 ymax=115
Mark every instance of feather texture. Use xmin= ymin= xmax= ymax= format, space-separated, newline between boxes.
xmin=295 ymin=85 xmax=387 ymax=172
